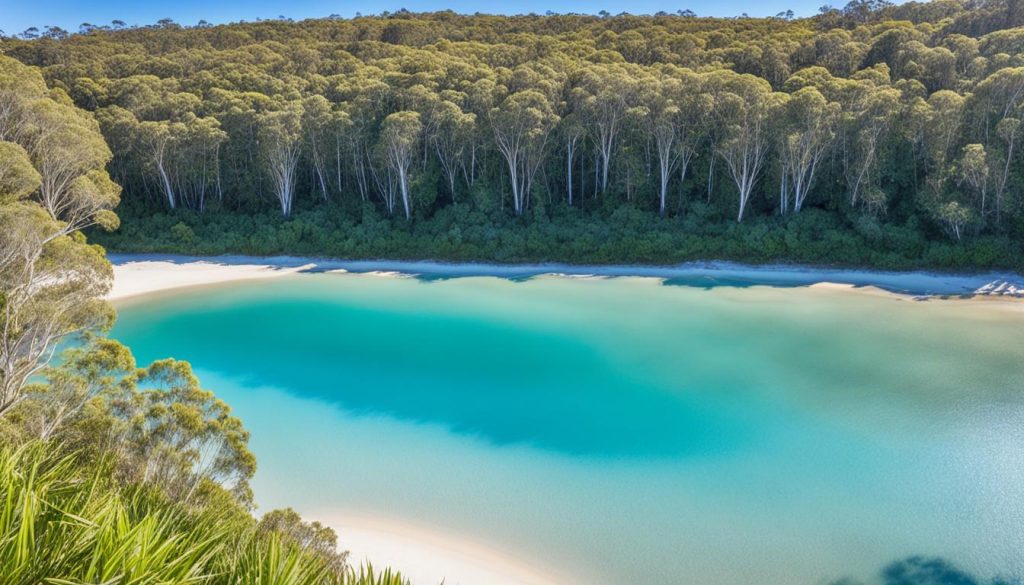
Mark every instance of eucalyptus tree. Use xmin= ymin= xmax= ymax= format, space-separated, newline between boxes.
xmin=0 ymin=57 xmax=119 ymax=416
xmin=0 ymin=209 xmax=115 ymax=416
xmin=708 ymin=71 xmax=784 ymax=222
xmin=0 ymin=144 xmax=41 ymax=278
xmin=138 ymin=120 xmax=183 ymax=209
xmin=970 ymin=67 xmax=1024 ymax=140
xmin=208 ymin=89 xmax=275 ymax=208
xmin=778 ymin=87 xmax=839 ymax=214
xmin=258 ymin=102 xmax=304 ymax=217
xmin=0 ymin=57 xmax=119 ymax=233
xmin=379 ymin=111 xmax=423 ymax=220
xmin=575 ymin=65 xmax=638 ymax=195
xmin=490 ymin=90 xmax=559 ymax=216
xmin=20 ymin=337 xmax=134 ymax=440
xmin=329 ymin=108 xmax=353 ymax=197
xmin=341 ymin=76 xmax=393 ymax=203
xmin=301 ymin=95 xmax=335 ymax=201
xmin=990 ymin=117 xmax=1020 ymax=222
xmin=558 ymin=112 xmax=585 ymax=206
xmin=919 ymin=90 xmax=966 ymax=203
xmin=642 ymin=76 xmax=684 ymax=216
xmin=461 ymin=77 xmax=501 ymax=189
xmin=24 ymin=103 xmax=116 ymax=232
xmin=118 ymin=358 xmax=257 ymax=506
xmin=841 ymin=82 xmax=901 ymax=213
xmin=937 ymin=201 xmax=972 ymax=240
xmin=430 ymin=101 xmax=475 ymax=202
xmin=641 ymin=69 xmax=709 ymax=216
xmin=128 ymin=113 xmax=226 ymax=211
xmin=180 ymin=115 xmax=228 ymax=211
xmin=957 ymin=143 xmax=989 ymax=216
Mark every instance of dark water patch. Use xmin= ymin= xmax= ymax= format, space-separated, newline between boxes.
xmin=834 ymin=556 xmax=1021 ymax=585
xmin=661 ymin=275 xmax=790 ymax=289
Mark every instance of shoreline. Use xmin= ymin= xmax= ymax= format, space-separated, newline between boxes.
xmin=107 ymin=253 xmax=1024 ymax=301
xmin=107 ymin=258 xmax=315 ymax=300
xmin=317 ymin=511 xmax=575 ymax=585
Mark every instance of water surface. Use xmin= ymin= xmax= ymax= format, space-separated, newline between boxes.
xmin=112 ymin=274 xmax=1024 ymax=584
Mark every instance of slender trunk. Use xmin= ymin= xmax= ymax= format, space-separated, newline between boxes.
xmin=156 ymin=157 xmax=176 ymax=209
xmin=655 ymin=131 xmax=676 ymax=218
xmin=399 ymin=171 xmax=411 ymax=220
xmin=997 ymin=135 xmax=1015 ymax=224
xmin=336 ymin=136 xmax=343 ymax=194
xmin=566 ymin=137 xmax=577 ymax=206
xmin=706 ymin=155 xmax=715 ymax=205
xmin=780 ymin=170 xmax=788 ymax=215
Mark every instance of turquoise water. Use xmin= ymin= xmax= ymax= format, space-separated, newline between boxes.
xmin=112 ymin=274 xmax=1024 ymax=584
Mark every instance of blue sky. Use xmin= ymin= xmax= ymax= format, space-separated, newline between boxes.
xmin=1 ymin=0 xmax=841 ymax=35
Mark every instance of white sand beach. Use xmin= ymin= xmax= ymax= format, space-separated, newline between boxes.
xmin=321 ymin=512 xmax=572 ymax=585
xmin=107 ymin=259 xmax=315 ymax=300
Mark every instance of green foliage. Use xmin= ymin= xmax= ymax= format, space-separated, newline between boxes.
xmin=172 ymin=220 xmax=198 ymax=245
xmin=258 ymin=508 xmax=348 ymax=573
xmin=0 ymin=442 xmax=409 ymax=585
xmin=93 ymin=200 xmax=1024 ymax=271
xmin=0 ymin=142 xmax=41 ymax=203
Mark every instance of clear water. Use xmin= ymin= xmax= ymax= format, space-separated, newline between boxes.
xmin=111 ymin=274 xmax=1024 ymax=585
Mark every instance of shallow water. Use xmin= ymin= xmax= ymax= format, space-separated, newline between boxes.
xmin=112 ymin=274 xmax=1024 ymax=585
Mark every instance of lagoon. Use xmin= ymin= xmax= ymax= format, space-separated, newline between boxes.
xmin=111 ymin=271 xmax=1024 ymax=585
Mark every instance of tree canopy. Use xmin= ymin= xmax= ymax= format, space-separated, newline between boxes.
xmin=4 ymin=1 xmax=1024 ymax=269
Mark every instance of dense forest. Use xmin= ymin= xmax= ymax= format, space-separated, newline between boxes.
xmin=4 ymin=0 xmax=1024 ymax=268
xmin=0 ymin=33 xmax=406 ymax=585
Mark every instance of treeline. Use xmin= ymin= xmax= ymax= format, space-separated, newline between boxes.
xmin=3 ymin=0 xmax=1024 ymax=268
xmin=0 ymin=44 xmax=405 ymax=585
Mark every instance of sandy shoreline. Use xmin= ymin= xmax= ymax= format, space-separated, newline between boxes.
xmin=107 ymin=259 xmax=315 ymax=300
xmin=107 ymin=253 xmax=1024 ymax=301
xmin=318 ymin=512 xmax=574 ymax=585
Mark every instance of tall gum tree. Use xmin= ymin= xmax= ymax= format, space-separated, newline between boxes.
xmin=429 ymin=101 xmax=474 ymax=203
xmin=302 ymin=95 xmax=335 ymax=201
xmin=641 ymin=69 xmax=709 ymax=216
xmin=490 ymin=90 xmax=559 ymax=216
xmin=708 ymin=71 xmax=784 ymax=222
xmin=841 ymin=80 xmax=901 ymax=213
xmin=379 ymin=111 xmax=423 ymax=221
xmin=575 ymin=65 xmax=638 ymax=196
xmin=0 ymin=56 xmax=119 ymax=415
xmin=919 ymin=90 xmax=965 ymax=205
xmin=778 ymin=87 xmax=839 ymax=214
xmin=258 ymin=102 xmax=304 ymax=218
